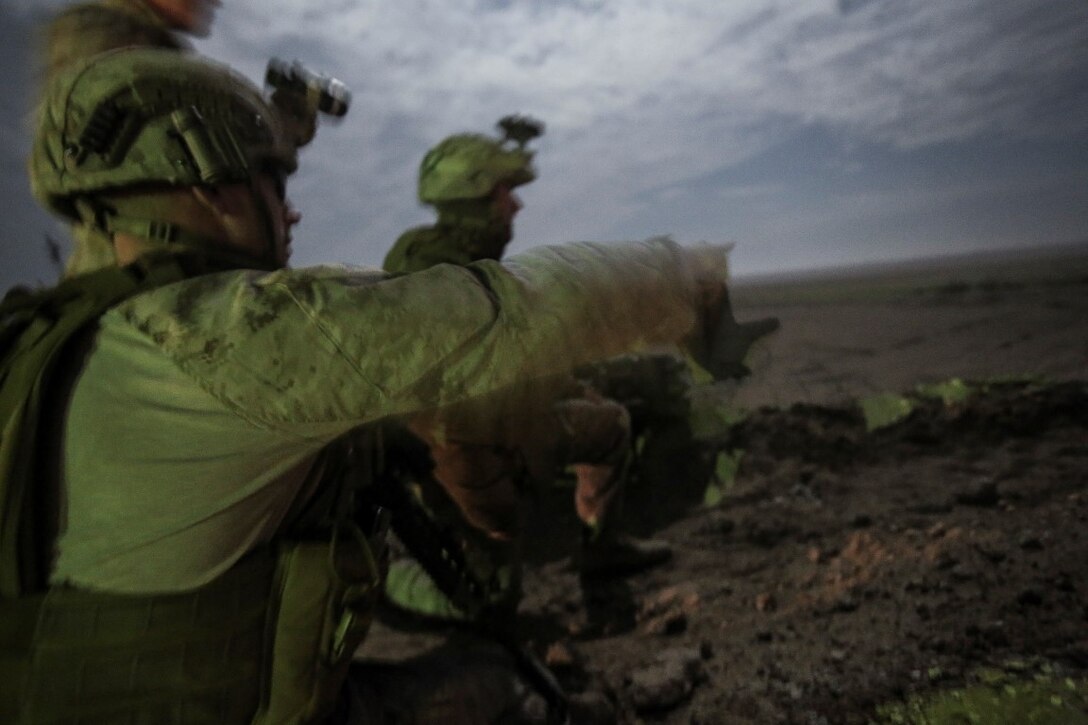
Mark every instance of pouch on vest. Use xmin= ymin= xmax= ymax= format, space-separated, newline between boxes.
xmin=7 ymin=548 xmax=276 ymax=724
xmin=255 ymin=521 xmax=381 ymax=724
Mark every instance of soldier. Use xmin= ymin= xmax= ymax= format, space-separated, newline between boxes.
xmin=383 ymin=116 xmax=541 ymax=273
xmin=382 ymin=120 xmax=677 ymax=623
xmin=40 ymin=0 xmax=330 ymax=277
xmin=40 ymin=0 xmax=219 ymax=277
xmin=1 ymin=49 xmax=737 ymax=722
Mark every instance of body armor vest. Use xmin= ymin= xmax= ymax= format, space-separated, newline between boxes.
xmin=0 ymin=257 xmax=381 ymax=723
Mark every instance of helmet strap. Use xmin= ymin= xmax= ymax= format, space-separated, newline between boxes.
xmin=103 ymin=214 xmax=278 ymax=271
xmin=72 ymin=185 xmax=282 ymax=272
xmin=243 ymin=176 xmax=284 ymax=269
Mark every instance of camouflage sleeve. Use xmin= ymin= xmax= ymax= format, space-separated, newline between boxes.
xmin=109 ymin=238 xmax=713 ymax=438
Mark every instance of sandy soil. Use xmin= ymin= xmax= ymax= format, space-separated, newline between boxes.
xmin=359 ymin=243 xmax=1088 ymax=724
xmin=729 ymin=244 xmax=1088 ymax=409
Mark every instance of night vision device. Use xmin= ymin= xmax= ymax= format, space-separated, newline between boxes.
xmin=265 ymin=58 xmax=352 ymax=118
xmin=497 ymin=115 xmax=544 ymax=149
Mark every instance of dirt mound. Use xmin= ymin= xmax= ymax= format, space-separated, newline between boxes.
xmin=516 ymin=380 xmax=1088 ymax=723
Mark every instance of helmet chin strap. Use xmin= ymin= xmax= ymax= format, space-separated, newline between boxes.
xmin=244 ymin=176 xmax=284 ymax=269
xmin=75 ymin=182 xmax=284 ymax=272
xmin=105 ymin=214 xmax=279 ymax=271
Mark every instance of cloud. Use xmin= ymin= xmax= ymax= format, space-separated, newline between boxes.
xmin=2 ymin=0 xmax=1085 ymax=288
xmin=751 ymin=1 xmax=1088 ymax=147
xmin=211 ymin=1 xmax=1087 ymax=142
xmin=188 ymin=0 xmax=1087 ymax=266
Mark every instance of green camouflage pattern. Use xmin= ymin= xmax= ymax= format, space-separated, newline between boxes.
xmin=30 ymin=49 xmax=295 ymax=222
xmin=41 ymin=0 xmax=185 ymax=87
xmin=0 ymin=256 xmax=369 ymax=723
xmin=41 ymin=1 xmax=322 ymax=154
xmin=53 ymin=240 xmax=706 ymax=591
xmin=418 ymin=133 xmax=535 ymax=204
xmin=0 ymin=254 xmax=197 ymax=597
xmin=387 ymin=122 xmax=537 ymax=272
xmin=383 ymin=220 xmax=510 ymax=273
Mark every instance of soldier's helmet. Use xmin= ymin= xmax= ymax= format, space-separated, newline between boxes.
xmin=30 ymin=47 xmax=296 ymax=221
xmin=417 ymin=115 xmax=543 ymax=205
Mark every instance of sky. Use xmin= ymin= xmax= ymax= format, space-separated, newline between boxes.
xmin=1 ymin=0 xmax=1086 ymax=291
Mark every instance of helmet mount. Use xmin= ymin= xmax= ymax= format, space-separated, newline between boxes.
xmin=496 ymin=114 xmax=544 ymax=150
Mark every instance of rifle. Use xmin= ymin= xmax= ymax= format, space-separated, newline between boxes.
xmin=372 ymin=426 xmax=571 ymax=724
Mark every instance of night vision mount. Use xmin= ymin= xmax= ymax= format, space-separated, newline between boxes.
xmin=497 ymin=114 xmax=544 ymax=149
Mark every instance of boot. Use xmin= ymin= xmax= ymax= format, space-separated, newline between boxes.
xmin=579 ymin=527 xmax=672 ymax=578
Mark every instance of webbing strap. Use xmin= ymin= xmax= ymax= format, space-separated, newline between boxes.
xmin=106 ymin=214 xmax=279 ymax=271
xmin=0 ymin=259 xmax=192 ymax=597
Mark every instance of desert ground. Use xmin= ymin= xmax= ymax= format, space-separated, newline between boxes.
xmin=359 ymin=243 xmax=1088 ymax=724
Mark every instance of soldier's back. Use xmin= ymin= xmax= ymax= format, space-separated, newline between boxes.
xmin=384 ymin=225 xmax=482 ymax=274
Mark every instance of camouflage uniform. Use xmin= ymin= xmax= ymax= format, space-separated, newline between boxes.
xmin=39 ymin=0 xmax=193 ymax=278
xmin=42 ymin=0 xmax=188 ymax=84
xmin=383 ymin=128 xmax=534 ymax=273
xmin=382 ymin=126 xmax=671 ymax=623
xmin=385 ymin=218 xmax=507 ymax=273
xmin=1 ymin=50 xmax=724 ymax=723
xmin=39 ymin=0 xmax=323 ymax=277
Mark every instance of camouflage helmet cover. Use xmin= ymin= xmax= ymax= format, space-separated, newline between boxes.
xmin=30 ymin=48 xmax=296 ymax=220
xmin=417 ymin=133 xmax=536 ymax=205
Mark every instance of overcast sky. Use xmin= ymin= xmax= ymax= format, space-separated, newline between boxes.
xmin=2 ymin=0 xmax=1086 ymax=290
